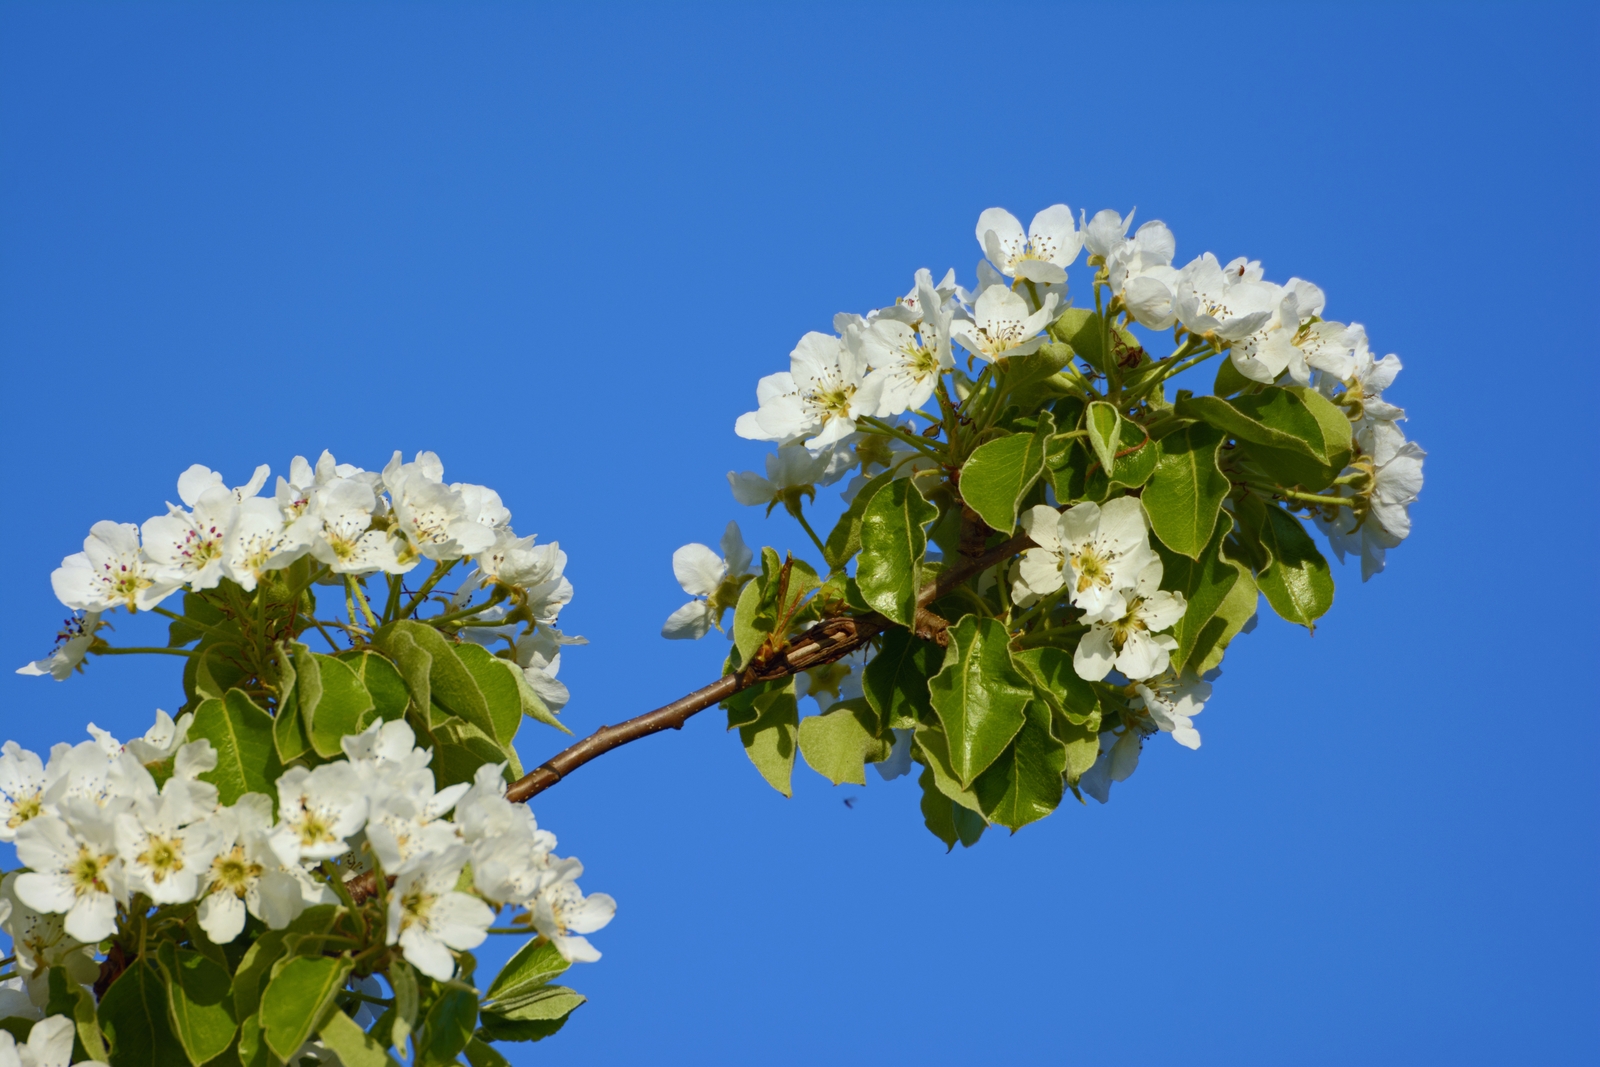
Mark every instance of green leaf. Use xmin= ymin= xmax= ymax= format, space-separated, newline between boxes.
xmin=1177 ymin=386 xmax=1353 ymax=490
xmin=1237 ymin=495 xmax=1334 ymax=628
xmin=337 ymin=649 xmax=410 ymax=723
xmin=1152 ymin=521 xmax=1244 ymax=673
xmin=417 ymin=983 xmax=478 ymax=1066
xmin=913 ymin=725 xmax=984 ymax=814
xmin=464 ymin=1036 xmax=515 ymax=1066
xmin=1195 ymin=563 xmax=1258 ymax=674
xmin=1046 ymin=307 xmax=1136 ymax=377
xmin=375 ymin=622 xmax=434 ymax=723
xmin=822 ymin=470 xmax=894 ymax=572
xmin=861 ymin=629 xmax=939 ymax=730
xmin=1212 ymin=355 xmax=1254 ymax=398
xmin=485 ymin=939 xmax=571 ymax=1008
xmin=507 ymin=659 xmax=568 ymax=734
xmin=273 ymin=643 xmax=315 ymax=764
xmin=190 ymin=691 xmax=283 ymax=807
xmin=319 ymin=1010 xmax=398 ymax=1067
xmin=232 ymin=932 xmax=291 ymax=1022
xmin=167 ymin=591 xmax=230 ymax=647
xmin=972 ymin=701 xmax=1067 ymax=831
xmin=799 ymin=699 xmax=890 ymax=786
xmin=1049 ymin=711 xmax=1101 ymax=784
xmin=156 ymin=942 xmax=239 ymax=1066
xmin=959 ymin=431 xmax=1045 ymax=533
xmin=1011 ymin=646 xmax=1101 ymax=725
xmin=453 ymin=643 xmax=524 ymax=746
xmin=917 ymin=766 xmax=985 ymax=851
xmin=480 ymin=984 xmax=584 ymax=1026
xmin=260 ymin=955 xmax=353 ymax=1062
xmin=857 ymin=479 xmax=937 ymax=625
xmin=1048 ymin=418 xmax=1157 ymax=503
xmin=97 ymin=960 xmax=179 ymax=1067
xmin=927 ymin=616 xmax=1032 ymax=786
xmin=995 ymin=347 xmax=1074 ymax=412
xmin=235 ymin=1013 xmax=269 ymax=1067
xmin=1085 ymin=401 xmax=1122 ymax=477
xmin=388 ymin=960 xmax=419 ymax=1062
xmin=1142 ymin=422 xmax=1229 ymax=558
xmin=308 ymin=652 xmax=377 ymax=759
xmin=423 ymin=710 xmax=523 ymax=789
xmin=733 ymin=683 xmax=799 ymax=797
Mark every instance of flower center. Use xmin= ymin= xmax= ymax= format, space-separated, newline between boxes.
xmin=138 ymin=834 xmax=184 ymax=883
xmin=7 ymin=792 xmax=43 ymax=829
xmin=211 ymin=845 xmax=261 ymax=896
xmin=68 ymin=845 xmax=112 ymax=896
xmin=1073 ymin=547 xmax=1111 ymax=593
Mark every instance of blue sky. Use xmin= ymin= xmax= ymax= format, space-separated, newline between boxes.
xmin=1 ymin=3 xmax=1596 ymax=1064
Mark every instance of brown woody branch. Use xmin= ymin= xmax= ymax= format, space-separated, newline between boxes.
xmin=346 ymin=527 xmax=1035 ymax=904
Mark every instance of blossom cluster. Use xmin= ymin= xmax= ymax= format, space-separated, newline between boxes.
xmin=0 ymin=710 xmax=613 ymax=1013
xmin=728 ymin=203 xmax=1424 ymax=576
xmin=19 ymin=452 xmax=581 ymax=704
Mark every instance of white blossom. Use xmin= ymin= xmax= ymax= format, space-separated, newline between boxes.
xmin=1073 ymin=560 xmax=1187 ymax=682
xmin=50 ymin=522 xmax=179 ymax=614
xmin=514 ymin=628 xmax=587 ymax=711
xmin=728 ymin=445 xmax=855 ymax=510
xmin=948 ymin=285 xmax=1058 ymax=363
xmin=1013 ymin=499 xmax=1155 ymax=617
xmin=269 ymin=764 xmax=368 ymax=866
xmin=1173 ymin=253 xmax=1281 ymax=343
xmin=0 ymin=744 xmax=51 ymax=842
xmin=662 ymin=522 xmax=753 ymax=640
xmin=176 ymin=464 xmax=270 ymax=506
xmin=975 ymin=205 xmax=1082 ymax=284
xmin=222 ymin=497 xmax=311 ymax=591
xmin=382 ymin=451 xmax=498 ymax=566
xmin=14 ymin=802 xmax=125 ymax=943
xmin=1131 ymin=671 xmax=1212 ymax=750
xmin=140 ymin=491 xmax=237 ymax=592
xmin=1079 ymin=730 xmax=1143 ymax=804
xmin=114 ymin=782 xmax=221 ymax=905
xmin=0 ymin=876 xmax=97 ymax=1008
xmin=386 ymin=849 xmax=494 ymax=982
xmin=306 ymin=477 xmax=404 ymax=575
xmin=0 ymin=1014 xmax=81 ymax=1067
xmin=15 ymin=613 xmax=100 ymax=682
xmin=735 ymin=331 xmax=884 ymax=452
xmin=531 ymin=858 xmax=616 ymax=963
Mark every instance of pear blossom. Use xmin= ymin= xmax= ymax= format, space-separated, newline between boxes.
xmin=16 ymin=613 xmax=100 ymax=681
xmin=1131 ymin=671 xmax=1212 ymax=750
xmin=1173 ymin=252 xmax=1281 ymax=343
xmin=948 ymin=284 xmax=1059 ymax=363
xmin=386 ymin=849 xmax=494 ymax=982
xmin=662 ymin=522 xmax=753 ymax=640
xmin=120 ymin=709 xmax=192 ymax=766
xmin=195 ymin=794 xmax=326 ymax=942
xmin=176 ymin=463 xmax=270 ymax=506
xmin=474 ymin=531 xmax=573 ymax=623
xmin=1228 ymin=279 xmax=1345 ymax=385
xmin=880 ymin=267 xmax=958 ymax=324
xmin=1081 ymin=207 xmax=1134 ymax=260
xmin=1073 ymin=560 xmax=1188 ymax=682
xmin=113 ymin=782 xmax=221 ymax=904
xmin=1318 ymin=421 xmax=1425 ymax=580
xmin=1013 ymin=499 xmax=1155 ymax=617
xmin=14 ymin=802 xmax=125 ymax=942
xmin=269 ymin=763 xmax=368 ymax=866
xmin=854 ymin=273 xmax=955 ymax=417
xmin=0 ymin=976 xmax=38 ymax=1023
xmin=0 ymin=875 xmax=98 ymax=1007
xmin=975 ymin=205 xmax=1082 ymax=284
xmin=514 ymin=628 xmax=587 ymax=711
xmin=222 ymin=496 xmax=311 ymax=591
xmin=306 ymin=478 xmax=404 ymax=575
xmin=50 ymin=522 xmax=179 ymax=613
xmin=728 ymin=445 xmax=855 ymax=511
xmin=140 ymin=490 xmax=237 ymax=592
xmin=735 ymin=331 xmax=884 ymax=452
xmin=0 ymin=744 xmax=50 ymax=842
xmin=530 ymin=858 xmax=616 ymax=963
xmin=455 ymin=764 xmax=559 ymax=905
xmin=382 ymin=451 xmax=498 ymax=565
xmin=0 ymin=1014 xmax=80 ymax=1067
xmin=1319 ymin=331 xmax=1405 ymax=424
xmin=1106 ymin=219 xmax=1182 ymax=330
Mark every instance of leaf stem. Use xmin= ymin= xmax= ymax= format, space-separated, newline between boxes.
xmin=94 ymin=646 xmax=197 ymax=657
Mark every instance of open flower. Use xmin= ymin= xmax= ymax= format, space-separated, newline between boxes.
xmin=13 ymin=802 xmax=125 ymax=943
xmin=268 ymin=764 xmax=368 ymax=866
xmin=176 ymin=464 xmax=270 ymax=506
xmin=976 ymin=205 xmax=1082 ymax=284
xmin=854 ymin=273 xmax=955 ymax=417
xmin=735 ymin=331 xmax=884 ymax=452
xmin=1131 ymin=670 xmax=1212 ymax=750
xmin=386 ymin=849 xmax=494 ymax=982
xmin=1073 ymin=560 xmax=1187 ymax=682
xmin=196 ymin=794 xmax=327 ymax=943
xmin=1013 ymin=499 xmax=1155 ymax=617
xmin=514 ymin=628 xmax=587 ymax=712
xmin=114 ymin=785 xmax=220 ymax=905
xmin=0 ymin=1014 xmax=78 ymax=1067
xmin=50 ymin=522 xmax=179 ymax=614
xmin=222 ymin=497 xmax=310 ymax=591
xmin=728 ymin=445 xmax=855 ymax=512
xmin=662 ymin=522 xmax=753 ymax=640
xmin=140 ymin=490 xmax=237 ymax=592
xmin=16 ymin=613 xmax=101 ymax=682
xmin=948 ymin=285 xmax=1058 ymax=363
xmin=0 ymin=744 xmax=52 ymax=842
xmin=531 ymin=858 xmax=616 ymax=963
xmin=1173 ymin=253 xmax=1281 ymax=343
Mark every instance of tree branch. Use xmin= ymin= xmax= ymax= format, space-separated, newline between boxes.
xmin=346 ymin=526 xmax=1036 ymax=904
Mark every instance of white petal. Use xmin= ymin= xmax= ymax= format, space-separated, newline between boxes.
xmin=671 ymin=544 xmax=726 ymax=597
xmin=661 ymin=601 xmax=715 ymax=641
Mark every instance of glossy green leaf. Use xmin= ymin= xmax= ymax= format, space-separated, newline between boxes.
xmin=388 ymin=959 xmax=418 ymax=1062
xmin=1046 ymin=307 xmax=1137 ymax=376
xmin=307 ymin=652 xmax=377 ymax=758
xmin=337 ymin=649 xmax=410 ymax=723
xmin=1011 ymin=646 xmax=1100 ymax=725
xmin=1178 ymin=386 xmax=1352 ymax=490
xmin=235 ymin=1013 xmax=269 ymax=1067
xmin=1049 ymin=419 xmax=1157 ymax=503
xmin=417 ymin=983 xmax=478 ymax=1065
xmin=190 ymin=690 xmax=283 ymax=807
xmin=972 ymin=701 xmax=1067 ymax=831
xmin=260 ymin=955 xmax=353 ymax=1061
xmin=861 ymin=629 xmax=940 ymax=730
xmin=913 ymin=725 xmax=984 ymax=814
xmin=734 ymin=683 xmax=799 ymax=797
xmin=1195 ymin=563 xmax=1258 ymax=674
xmin=477 ymin=984 xmax=585 ymax=1042
xmin=1153 ymin=521 xmax=1245 ymax=673
xmin=917 ymin=766 xmax=985 ymax=851
xmin=464 ymin=1036 xmax=515 ymax=1066
xmin=156 ymin=942 xmax=239 ymax=1066
xmin=857 ymin=479 xmax=937 ymax=625
xmin=1050 ymin=710 xmax=1101 ymax=784
xmin=959 ymin=431 xmax=1045 ymax=534
xmin=822 ymin=470 xmax=893 ymax=572
xmin=1238 ymin=495 xmax=1334 ymax=628
xmin=927 ymin=616 xmax=1032 ymax=786
xmin=319 ymin=1010 xmax=398 ymax=1067
xmin=1142 ymin=422 xmax=1229 ymax=558
xmin=231 ymin=931 xmax=290 ymax=1022
xmin=798 ymin=699 xmax=890 ymax=786
xmin=97 ymin=960 xmax=179 ymax=1067
xmin=424 ymin=710 xmax=522 ymax=789
xmin=454 ymin=643 xmax=523 ymax=745
xmin=1085 ymin=401 xmax=1122 ymax=476
xmin=996 ymin=347 xmax=1074 ymax=412
xmin=486 ymin=939 xmax=571 ymax=1008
